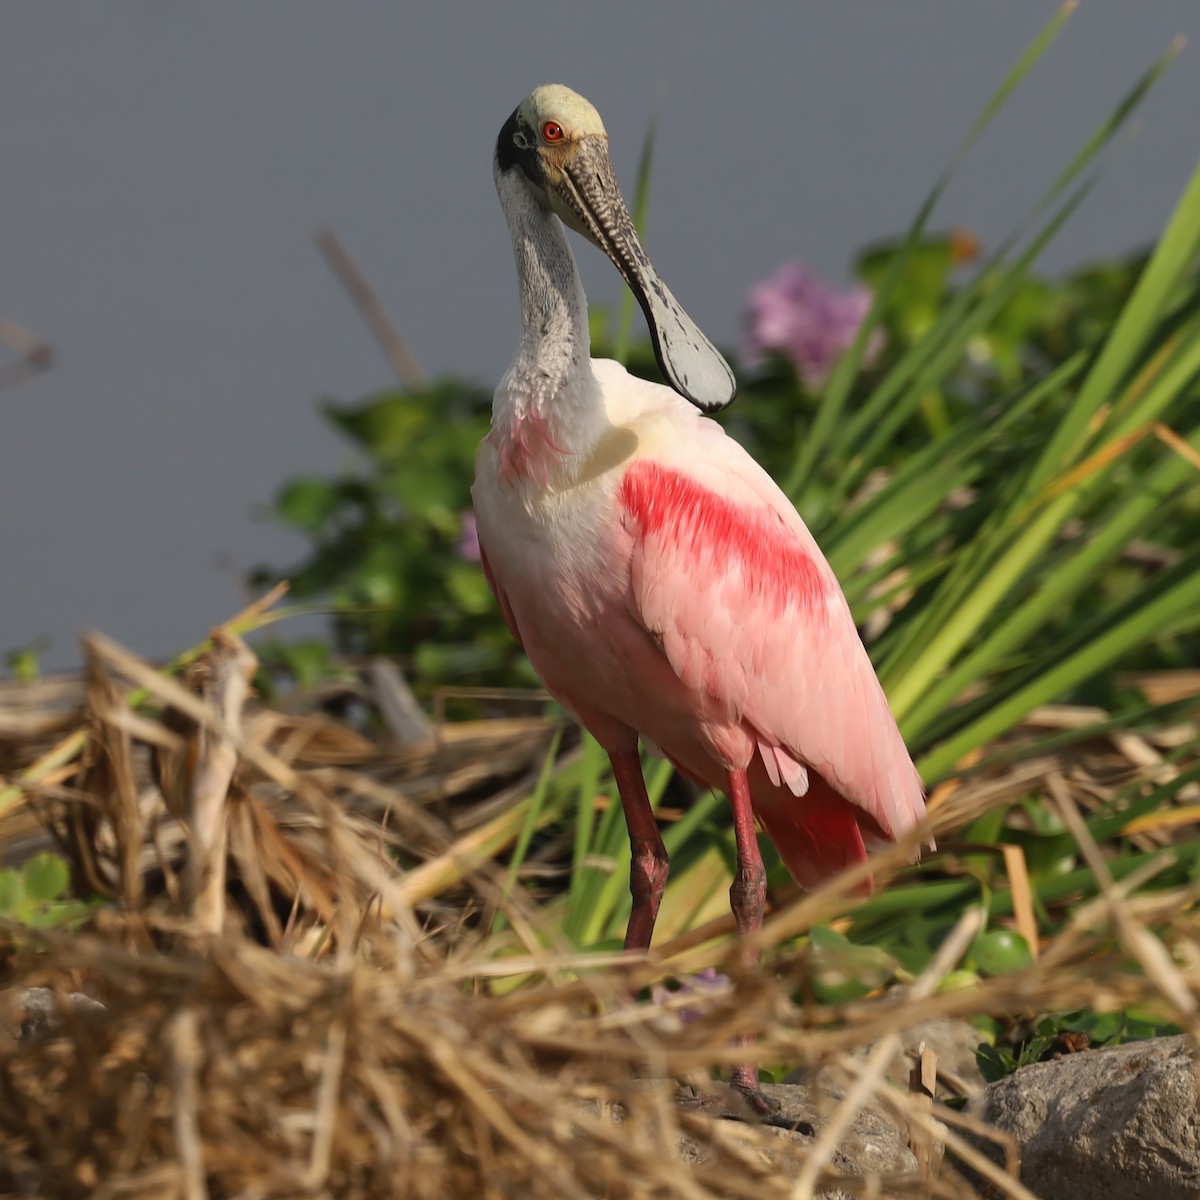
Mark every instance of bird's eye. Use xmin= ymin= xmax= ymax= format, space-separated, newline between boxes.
xmin=541 ymin=121 xmax=564 ymax=143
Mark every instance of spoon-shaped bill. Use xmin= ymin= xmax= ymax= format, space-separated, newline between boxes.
xmin=552 ymin=141 xmax=736 ymax=413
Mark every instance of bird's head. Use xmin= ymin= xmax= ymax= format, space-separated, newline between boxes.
xmin=495 ymin=84 xmax=736 ymax=413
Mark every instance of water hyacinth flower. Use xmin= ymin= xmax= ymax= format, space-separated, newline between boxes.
xmin=649 ymin=967 xmax=731 ymax=1024
xmin=744 ymin=262 xmax=883 ymax=389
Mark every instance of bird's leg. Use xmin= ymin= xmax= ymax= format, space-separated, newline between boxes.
xmin=612 ymin=759 xmax=783 ymax=1127
xmin=726 ymin=767 xmax=770 ymax=1104
xmin=610 ymin=747 xmax=669 ymax=952
xmin=727 ymin=768 xmax=767 ymax=940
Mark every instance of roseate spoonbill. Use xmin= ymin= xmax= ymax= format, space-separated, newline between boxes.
xmin=472 ymin=85 xmax=927 ymax=1094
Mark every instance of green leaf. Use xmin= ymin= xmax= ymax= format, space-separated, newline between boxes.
xmin=493 ymin=726 xmax=563 ymax=933
xmin=976 ymin=1042 xmax=1015 ymax=1083
xmin=445 ymin=565 xmax=493 ymax=615
xmin=0 ymin=869 xmax=23 ymax=914
xmin=276 ymin=641 xmax=335 ymax=689
xmin=22 ymin=854 xmax=70 ymax=903
xmin=920 ymin=548 xmax=1200 ymax=778
xmin=274 ymin=478 xmax=342 ymax=532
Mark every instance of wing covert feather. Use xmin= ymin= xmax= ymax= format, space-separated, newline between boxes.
xmin=618 ymin=443 xmax=924 ymax=844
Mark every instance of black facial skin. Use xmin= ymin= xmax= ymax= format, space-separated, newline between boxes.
xmin=493 ymin=100 xmax=737 ymax=413
xmin=495 ymin=106 xmax=541 ymax=185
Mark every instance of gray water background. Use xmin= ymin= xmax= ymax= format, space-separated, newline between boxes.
xmin=3 ymin=2 xmax=1198 ymax=669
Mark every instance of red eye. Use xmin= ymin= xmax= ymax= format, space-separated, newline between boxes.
xmin=542 ymin=121 xmax=564 ymax=143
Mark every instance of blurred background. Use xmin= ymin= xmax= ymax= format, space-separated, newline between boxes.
xmin=2 ymin=1 xmax=1198 ymax=670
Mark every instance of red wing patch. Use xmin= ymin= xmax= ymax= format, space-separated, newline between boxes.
xmin=618 ymin=460 xmax=827 ymax=615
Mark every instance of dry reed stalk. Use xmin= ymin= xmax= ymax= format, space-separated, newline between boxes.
xmin=368 ymin=658 xmax=434 ymax=748
xmin=1 ymin=631 xmax=1199 ymax=1195
xmin=0 ymin=314 xmax=54 ymax=390
xmin=316 ymin=227 xmax=425 ymax=387
xmin=907 ymin=1043 xmax=938 ymax=1185
xmin=1000 ymin=844 xmax=1039 ymax=959
xmin=166 ymin=1009 xmax=207 ymax=1200
xmin=181 ymin=631 xmax=258 ymax=935
xmin=789 ymin=908 xmax=980 ymax=1198
xmin=1050 ymin=775 xmax=1200 ymax=1034
xmin=3 ymin=866 xmax=1197 ymax=1200
xmin=83 ymin=650 xmax=143 ymax=911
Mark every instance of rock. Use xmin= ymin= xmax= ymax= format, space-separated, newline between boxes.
xmin=889 ymin=1017 xmax=987 ymax=1097
xmin=0 ymin=985 xmax=106 ymax=1045
xmin=786 ymin=1016 xmax=987 ymax=1099
xmin=967 ymin=1034 xmax=1200 ymax=1199
xmin=630 ymin=1081 xmax=917 ymax=1196
xmin=759 ymin=1082 xmax=917 ymax=1182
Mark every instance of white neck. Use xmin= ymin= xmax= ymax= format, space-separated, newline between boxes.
xmin=505 ymin=176 xmax=589 ymax=390
xmin=491 ymin=169 xmax=604 ymax=483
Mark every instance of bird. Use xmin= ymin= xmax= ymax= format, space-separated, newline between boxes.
xmin=472 ymin=84 xmax=928 ymax=1097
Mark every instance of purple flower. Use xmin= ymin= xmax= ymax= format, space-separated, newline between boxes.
xmin=457 ymin=511 xmax=481 ymax=562
xmin=650 ymin=967 xmax=731 ymax=1024
xmin=744 ymin=262 xmax=883 ymax=389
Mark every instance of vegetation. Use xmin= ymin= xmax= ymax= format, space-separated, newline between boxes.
xmin=2 ymin=9 xmax=1200 ymax=1195
xmin=0 ymin=853 xmax=91 ymax=933
xmin=245 ymin=7 xmax=1200 ymax=1058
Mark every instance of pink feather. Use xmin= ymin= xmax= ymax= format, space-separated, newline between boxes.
xmin=476 ymin=370 xmax=926 ymax=892
xmin=615 ymin=452 xmax=926 ymax=887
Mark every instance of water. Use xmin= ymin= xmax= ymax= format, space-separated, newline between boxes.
xmin=2 ymin=1 xmax=1196 ymax=669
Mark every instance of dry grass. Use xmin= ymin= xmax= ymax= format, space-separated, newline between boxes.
xmin=0 ymin=620 xmax=1198 ymax=1198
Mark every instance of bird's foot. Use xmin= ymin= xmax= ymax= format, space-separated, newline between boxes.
xmin=675 ymin=1080 xmax=799 ymax=1131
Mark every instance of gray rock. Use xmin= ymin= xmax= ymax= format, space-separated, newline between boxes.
xmin=787 ymin=1017 xmax=987 ymax=1099
xmin=672 ymin=1082 xmax=918 ymax=1197
xmin=580 ymin=1080 xmax=917 ymax=1194
xmin=0 ymin=985 xmax=106 ymax=1045
xmin=762 ymin=1081 xmax=918 ymax=1182
xmin=967 ymin=1034 xmax=1200 ymax=1200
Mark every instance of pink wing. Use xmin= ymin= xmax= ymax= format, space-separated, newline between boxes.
xmin=479 ymin=544 xmax=523 ymax=649
xmin=618 ymin=433 xmax=925 ymax=886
